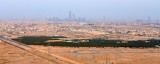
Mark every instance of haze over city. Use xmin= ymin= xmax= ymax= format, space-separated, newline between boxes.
xmin=0 ymin=0 xmax=160 ymax=21
xmin=0 ymin=0 xmax=160 ymax=64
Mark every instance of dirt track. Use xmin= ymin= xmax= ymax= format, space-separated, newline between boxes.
xmin=0 ymin=41 xmax=52 ymax=64
xmin=1 ymin=37 xmax=160 ymax=64
xmin=33 ymin=46 xmax=160 ymax=64
xmin=0 ymin=37 xmax=80 ymax=64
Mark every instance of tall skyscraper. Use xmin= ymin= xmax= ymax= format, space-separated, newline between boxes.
xmin=148 ymin=16 xmax=151 ymax=23
xmin=69 ymin=10 xmax=72 ymax=21
xmin=103 ymin=16 xmax=106 ymax=21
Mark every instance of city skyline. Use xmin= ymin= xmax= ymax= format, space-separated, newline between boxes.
xmin=0 ymin=0 xmax=160 ymax=20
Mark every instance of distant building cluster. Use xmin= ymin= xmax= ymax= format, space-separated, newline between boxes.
xmin=0 ymin=21 xmax=160 ymax=40
xmin=47 ymin=11 xmax=85 ymax=22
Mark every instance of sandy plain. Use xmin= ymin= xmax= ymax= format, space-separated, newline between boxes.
xmin=1 ymin=36 xmax=160 ymax=64
xmin=0 ymin=41 xmax=52 ymax=64
xmin=32 ymin=45 xmax=160 ymax=64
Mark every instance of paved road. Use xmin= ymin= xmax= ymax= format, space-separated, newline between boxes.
xmin=0 ymin=36 xmax=80 ymax=64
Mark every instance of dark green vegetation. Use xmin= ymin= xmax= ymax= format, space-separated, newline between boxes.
xmin=12 ymin=36 xmax=160 ymax=48
xmin=12 ymin=36 xmax=66 ymax=45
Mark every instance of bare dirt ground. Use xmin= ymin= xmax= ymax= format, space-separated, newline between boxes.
xmin=32 ymin=45 xmax=160 ymax=64
xmin=0 ymin=42 xmax=52 ymax=64
xmin=1 ymin=40 xmax=160 ymax=64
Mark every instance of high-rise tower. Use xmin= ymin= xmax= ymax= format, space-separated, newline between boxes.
xmin=103 ymin=16 xmax=106 ymax=21
xmin=69 ymin=10 xmax=72 ymax=21
xmin=148 ymin=16 xmax=151 ymax=23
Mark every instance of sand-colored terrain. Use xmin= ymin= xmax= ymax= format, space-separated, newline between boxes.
xmin=33 ymin=46 xmax=160 ymax=64
xmin=1 ymin=38 xmax=160 ymax=64
xmin=0 ymin=41 xmax=52 ymax=64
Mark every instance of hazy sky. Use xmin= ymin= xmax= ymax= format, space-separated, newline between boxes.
xmin=0 ymin=0 xmax=160 ymax=20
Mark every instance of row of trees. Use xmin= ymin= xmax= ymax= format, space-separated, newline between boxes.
xmin=12 ymin=36 xmax=160 ymax=48
xmin=50 ymin=39 xmax=160 ymax=48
